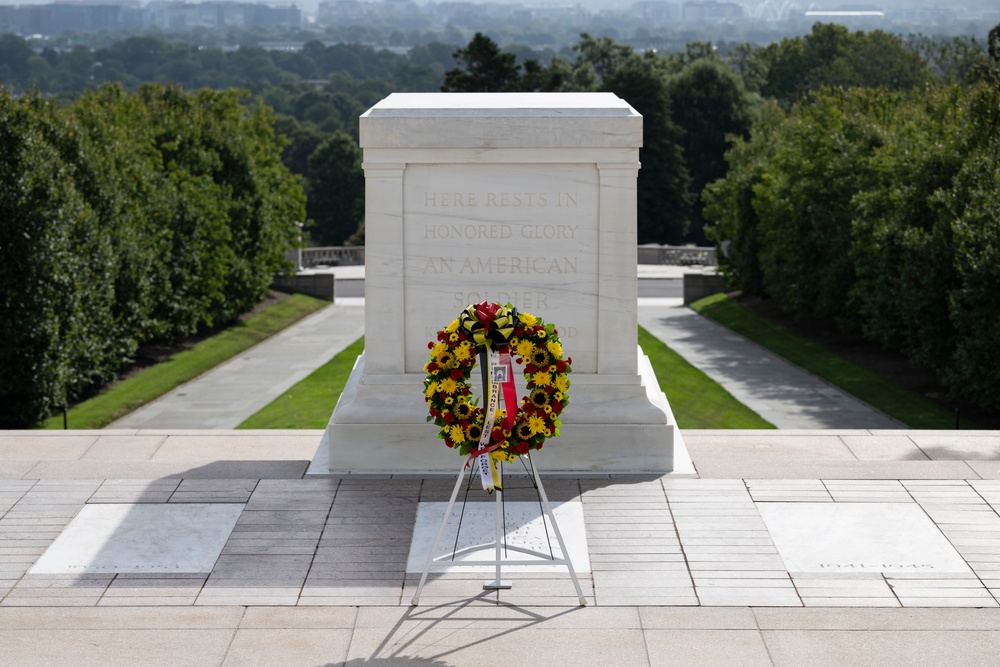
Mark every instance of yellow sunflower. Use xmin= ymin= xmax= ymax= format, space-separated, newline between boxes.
xmin=438 ymin=378 xmax=458 ymax=394
xmin=518 ymin=312 xmax=538 ymax=327
xmin=527 ymin=414 xmax=547 ymax=435
xmin=445 ymin=319 xmax=460 ymax=333
xmin=515 ymin=339 xmax=534 ymax=358
xmin=554 ymin=375 xmax=569 ymax=392
xmin=546 ymin=340 xmax=563 ymax=358
xmin=532 ymin=370 xmax=553 ymax=387
xmin=454 ymin=342 xmax=473 ymax=361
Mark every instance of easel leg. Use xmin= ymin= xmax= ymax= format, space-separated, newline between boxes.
xmin=411 ymin=462 xmax=468 ymax=606
xmin=528 ymin=453 xmax=588 ymax=606
xmin=483 ymin=484 xmax=511 ymax=590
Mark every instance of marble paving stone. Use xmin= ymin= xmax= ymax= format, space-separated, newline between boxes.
xmin=840 ymin=435 xmax=928 ymax=461
xmin=89 ymin=480 xmax=179 ymax=504
xmin=82 ymin=435 xmax=167 ymax=460
xmin=0 ymin=628 xmax=236 ymax=666
xmin=752 ymin=606 xmax=1000 ymax=630
xmin=221 ymin=628 xmax=352 ymax=666
xmin=696 ymin=587 xmax=802 ymax=606
xmin=406 ymin=501 xmax=590 ymax=573
xmin=97 ymin=597 xmax=197 ymax=606
xmin=701 ymin=460 xmax=982 ymax=479
xmin=764 ymin=629 xmax=1000 ymax=667
xmin=345 ymin=627 xmax=650 ymax=666
xmin=0 ymin=435 xmax=97 ymax=460
xmin=758 ymin=502 xmax=971 ymax=574
xmin=802 ymin=597 xmax=901 ymax=607
xmin=25 ymin=460 xmax=310 ymax=480
xmin=169 ymin=479 xmax=258 ymax=504
xmin=645 ymin=629 xmax=773 ymax=667
xmin=639 ymin=607 xmax=758 ymax=629
xmin=29 ymin=504 xmax=244 ymax=574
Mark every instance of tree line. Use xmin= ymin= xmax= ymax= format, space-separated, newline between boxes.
xmin=705 ymin=25 xmax=1000 ymax=411
xmin=0 ymin=84 xmax=303 ymax=426
xmin=1 ymin=26 xmax=994 ymax=247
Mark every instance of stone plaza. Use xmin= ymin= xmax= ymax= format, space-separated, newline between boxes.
xmin=4 ymin=430 xmax=1000 ymax=666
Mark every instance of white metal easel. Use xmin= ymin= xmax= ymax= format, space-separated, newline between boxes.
xmin=410 ymin=452 xmax=587 ymax=606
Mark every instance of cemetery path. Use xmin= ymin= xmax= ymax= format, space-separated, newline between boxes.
xmin=107 ymin=299 xmax=365 ymax=430
xmin=639 ymin=297 xmax=904 ymax=429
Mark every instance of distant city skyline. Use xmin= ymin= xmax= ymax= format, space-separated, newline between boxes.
xmin=0 ymin=0 xmax=994 ymax=39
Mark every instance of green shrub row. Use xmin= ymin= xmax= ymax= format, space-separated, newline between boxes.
xmin=0 ymin=83 xmax=305 ymax=426
xmin=704 ymin=69 xmax=1000 ymax=410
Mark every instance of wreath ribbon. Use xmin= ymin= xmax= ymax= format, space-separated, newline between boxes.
xmin=459 ymin=301 xmax=517 ymax=350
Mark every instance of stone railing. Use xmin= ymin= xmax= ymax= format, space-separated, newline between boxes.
xmin=300 ymin=246 xmax=365 ymax=267
xmin=299 ymin=245 xmax=715 ymax=268
xmin=637 ymin=244 xmax=717 ymax=266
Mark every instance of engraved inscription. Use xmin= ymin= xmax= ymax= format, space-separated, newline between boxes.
xmin=423 ymin=223 xmax=580 ymax=240
xmin=422 ymin=191 xmax=577 ymax=208
xmin=423 ymin=256 xmax=577 ymax=275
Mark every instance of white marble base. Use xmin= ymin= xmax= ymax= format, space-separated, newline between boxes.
xmin=320 ymin=348 xmax=681 ymax=473
xmin=406 ymin=501 xmax=590 ymax=573
xmin=29 ymin=504 xmax=244 ymax=574
xmin=758 ymin=503 xmax=970 ymax=574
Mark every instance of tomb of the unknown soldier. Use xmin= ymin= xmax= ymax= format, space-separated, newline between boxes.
xmin=320 ymin=92 xmax=679 ymax=473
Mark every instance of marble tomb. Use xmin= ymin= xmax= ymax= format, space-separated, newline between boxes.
xmin=321 ymin=92 xmax=677 ymax=472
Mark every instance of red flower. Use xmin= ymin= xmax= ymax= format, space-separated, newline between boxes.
xmin=491 ymin=427 xmax=504 ymax=443
xmin=450 ymin=369 xmax=463 ymax=381
xmin=515 ymin=442 xmax=530 ymax=455
xmin=556 ymin=360 xmax=567 ymax=372
xmin=551 ymin=401 xmax=563 ymax=412
xmin=427 ymin=363 xmax=438 ymax=372
xmin=443 ymin=412 xmax=455 ymax=423
xmin=444 ymin=438 xmax=454 ymax=448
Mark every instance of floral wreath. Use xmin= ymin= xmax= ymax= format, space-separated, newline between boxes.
xmin=424 ymin=301 xmax=572 ymax=463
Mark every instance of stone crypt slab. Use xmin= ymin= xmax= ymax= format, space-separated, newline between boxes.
xmin=757 ymin=503 xmax=971 ymax=574
xmin=29 ymin=504 xmax=243 ymax=574
xmin=406 ymin=501 xmax=590 ymax=574
xmin=321 ymin=92 xmax=677 ymax=472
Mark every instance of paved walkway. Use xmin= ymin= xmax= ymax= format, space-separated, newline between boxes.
xmin=638 ymin=298 xmax=902 ymax=429
xmin=106 ymin=265 xmax=890 ymax=432
xmin=3 ymin=430 xmax=1000 ymax=666
xmin=109 ymin=299 xmax=365 ymax=430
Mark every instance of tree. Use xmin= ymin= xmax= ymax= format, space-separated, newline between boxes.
xmin=306 ymin=131 xmax=364 ymax=246
xmin=759 ymin=24 xmax=930 ymax=108
xmin=602 ymin=55 xmax=694 ymax=244
xmin=441 ymin=32 xmax=560 ymax=92
xmin=667 ymin=58 xmax=755 ymax=242
xmin=0 ymin=91 xmax=93 ymax=425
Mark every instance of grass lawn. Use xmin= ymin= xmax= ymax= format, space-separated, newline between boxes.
xmin=238 ymin=330 xmax=773 ymax=430
xmin=237 ymin=336 xmax=365 ymax=429
xmin=690 ymin=293 xmax=958 ymax=429
xmin=639 ymin=326 xmax=775 ymax=429
xmin=37 ymin=293 xmax=329 ymax=430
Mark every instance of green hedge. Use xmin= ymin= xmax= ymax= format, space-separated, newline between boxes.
xmin=0 ymin=84 xmax=305 ymax=426
xmin=704 ymin=71 xmax=1000 ymax=411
